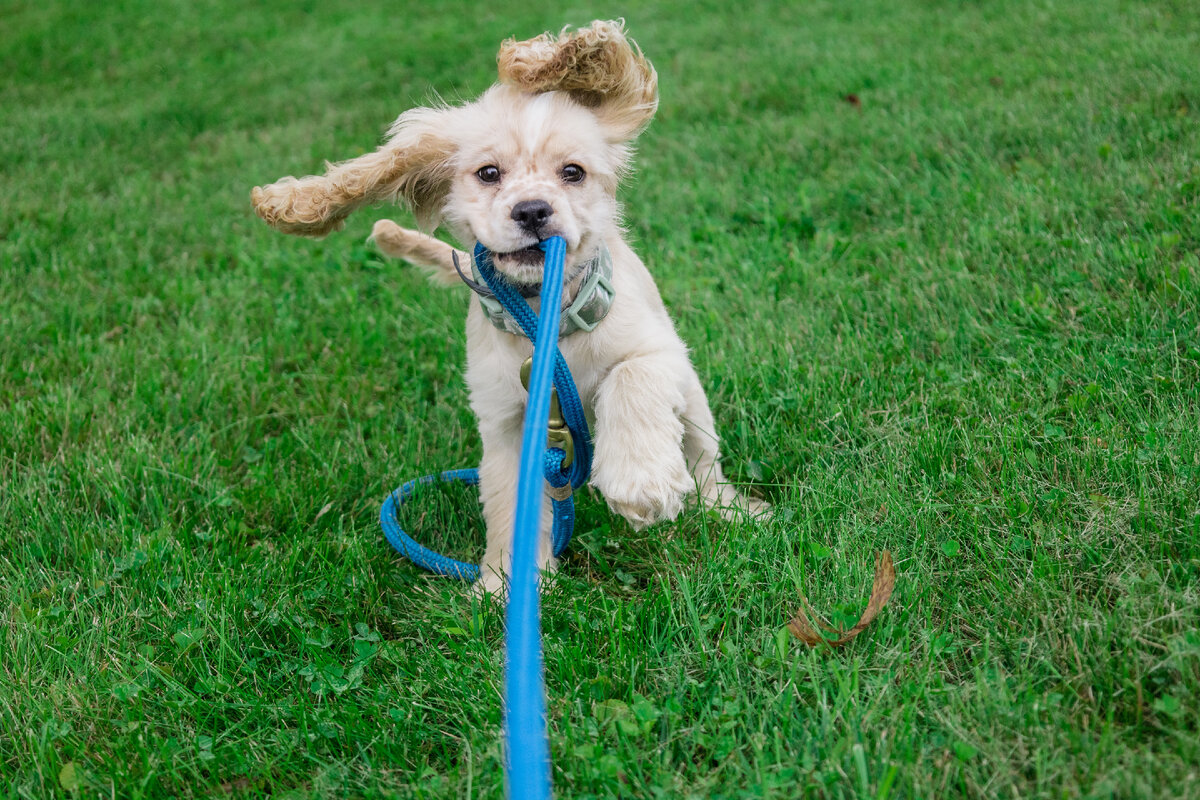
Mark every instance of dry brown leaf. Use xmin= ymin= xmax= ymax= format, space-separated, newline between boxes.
xmin=787 ymin=550 xmax=895 ymax=648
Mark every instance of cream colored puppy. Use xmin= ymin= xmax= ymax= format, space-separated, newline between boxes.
xmin=251 ymin=21 xmax=765 ymax=595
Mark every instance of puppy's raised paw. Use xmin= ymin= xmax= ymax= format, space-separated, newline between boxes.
xmin=597 ymin=465 xmax=693 ymax=530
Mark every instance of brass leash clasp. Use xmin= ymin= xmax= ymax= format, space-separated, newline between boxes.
xmin=520 ymin=357 xmax=574 ymax=469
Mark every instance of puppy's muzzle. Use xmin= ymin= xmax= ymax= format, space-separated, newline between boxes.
xmin=511 ymin=199 xmax=554 ymax=234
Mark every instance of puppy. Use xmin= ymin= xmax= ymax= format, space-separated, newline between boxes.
xmin=251 ymin=20 xmax=766 ymax=595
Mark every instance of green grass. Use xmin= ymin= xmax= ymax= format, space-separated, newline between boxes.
xmin=3 ymin=0 xmax=1199 ymax=797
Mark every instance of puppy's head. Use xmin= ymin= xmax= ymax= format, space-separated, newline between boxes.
xmin=251 ymin=20 xmax=657 ymax=283
xmin=438 ymin=86 xmax=626 ymax=282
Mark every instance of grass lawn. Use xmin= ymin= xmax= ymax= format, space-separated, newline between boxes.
xmin=3 ymin=0 xmax=1199 ymax=797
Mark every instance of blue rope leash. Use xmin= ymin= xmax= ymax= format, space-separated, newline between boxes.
xmin=380 ymin=236 xmax=579 ymax=798
xmin=379 ymin=465 xmax=576 ymax=582
xmin=380 ymin=468 xmax=481 ymax=580
xmin=502 ymin=234 xmax=567 ymax=799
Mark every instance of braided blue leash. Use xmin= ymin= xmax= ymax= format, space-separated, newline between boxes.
xmin=378 ymin=236 xmax=585 ymax=798
xmin=379 ymin=468 xmax=482 ymax=580
xmin=379 ymin=467 xmax=576 ymax=582
xmin=502 ymin=234 xmax=567 ymax=799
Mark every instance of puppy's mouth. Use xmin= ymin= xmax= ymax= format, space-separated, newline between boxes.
xmin=492 ymin=244 xmax=545 ymax=267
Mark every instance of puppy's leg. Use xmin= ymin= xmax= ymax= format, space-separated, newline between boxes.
xmin=591 ymin=354 xmax=695 ymax=529
xmin=680 ymin=367 xmax=771 ymax=519
xmin=370 ymin=219 xmax=466 ymax=286
xmin=474 ymin=418 xmax=556 ymax=598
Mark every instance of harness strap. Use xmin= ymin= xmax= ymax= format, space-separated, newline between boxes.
xmin=454 ymin=244 xmax=615 ymax=337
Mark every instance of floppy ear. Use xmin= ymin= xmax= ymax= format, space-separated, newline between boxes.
xmin=497 ymin=19 xmax=659 ymax=142
xmin=251 ymin=106 xmax=458 ymax=238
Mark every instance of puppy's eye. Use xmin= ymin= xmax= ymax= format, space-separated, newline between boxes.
xmin=560 ymin=164 xmax=586 ymax=184
xmin=476 ymin=165 xmax=502 ymax=184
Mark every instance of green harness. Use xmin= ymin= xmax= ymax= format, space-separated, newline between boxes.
xmin=468 ymin=243 xmax=615 ymax=336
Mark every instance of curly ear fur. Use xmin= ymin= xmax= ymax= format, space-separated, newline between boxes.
xmin=497 ymin=19 xmax=658 ymax=141
xmin=251 ymin=21 xmax=655 ymax=239
xmin=251 ymin=106 xmax=457 ymax=238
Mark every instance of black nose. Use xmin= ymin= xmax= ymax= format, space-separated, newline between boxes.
xmin=510 ymin=199 xmax=554 ymax=233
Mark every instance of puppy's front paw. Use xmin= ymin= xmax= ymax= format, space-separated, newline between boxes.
xmin=471 ymin=569 xmax=508 ymax=601
xmin=597 ymin=462 xmax=693 ymax=530
xmin=717 ymin=494 xmax=772 ymax=522
xmin=745 ymin=496 xmax=772 ymax=517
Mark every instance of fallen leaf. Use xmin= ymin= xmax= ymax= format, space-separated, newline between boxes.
xmin=787 ymin=551 xmax=895 ymax=647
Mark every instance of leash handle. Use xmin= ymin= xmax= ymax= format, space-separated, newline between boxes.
xmin=504 ymin=235 xmax=567 ymax=800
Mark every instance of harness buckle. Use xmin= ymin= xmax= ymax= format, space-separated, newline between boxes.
xmin=520 ymin=357 xmax=575 ymax=469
